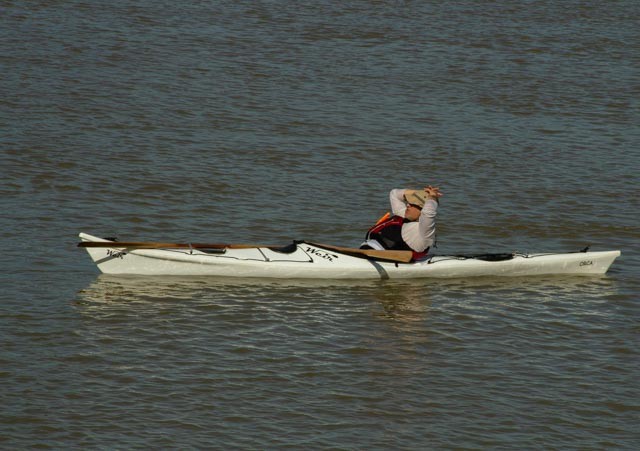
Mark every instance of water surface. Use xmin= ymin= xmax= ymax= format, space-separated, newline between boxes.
xmin=2 ymin=1 xmax=639 ymax=448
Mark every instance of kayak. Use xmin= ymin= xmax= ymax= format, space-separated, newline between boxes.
xmin=78 ymin=233 xmax=621 ymax=279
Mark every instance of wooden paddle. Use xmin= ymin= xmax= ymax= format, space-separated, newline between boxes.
xmin=78 ymin=240 xmax=414 ymax=263
xmin=77 ymin=241 xmax=273 ymax=249
xmin=307 ymin=242 xmax=413 ymax=263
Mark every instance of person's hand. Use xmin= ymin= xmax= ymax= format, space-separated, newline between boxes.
xmin=424 ymin=185 xmax=443 ymax=199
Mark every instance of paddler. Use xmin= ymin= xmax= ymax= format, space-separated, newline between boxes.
xmin=361 ymin=186 xmax=442 ymax=260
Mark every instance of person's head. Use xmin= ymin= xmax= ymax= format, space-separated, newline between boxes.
xmin=405 ymin=202 xmax=422 ymax=221
xmin=403 ymin=190 xmax=427 ymax=221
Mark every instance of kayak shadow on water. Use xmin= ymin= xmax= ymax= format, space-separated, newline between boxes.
xmin=73 ymin=273 xmax=620 ymax=310
xmin=74 ymin=274 xmax=386 ymax=304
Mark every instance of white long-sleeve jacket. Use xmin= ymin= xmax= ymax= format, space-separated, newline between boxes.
xmin=389 ymin=189 xmax=438 ymax=252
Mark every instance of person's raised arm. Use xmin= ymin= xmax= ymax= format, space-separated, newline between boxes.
xmin=389 ymin=188 xmax=408 ymax=216
xmin=424 ymin=185 xmax=443 ymax=201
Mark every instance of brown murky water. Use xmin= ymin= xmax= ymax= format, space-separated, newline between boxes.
xmin=2 ymin=1 xmax=639 ymax=448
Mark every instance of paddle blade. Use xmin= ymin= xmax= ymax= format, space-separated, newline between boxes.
xmin=308 ymin=242 xmax=413 ymax=263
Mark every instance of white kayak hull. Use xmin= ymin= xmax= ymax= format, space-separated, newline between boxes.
xmin=78 ymin=233 xmax=620 ymax=279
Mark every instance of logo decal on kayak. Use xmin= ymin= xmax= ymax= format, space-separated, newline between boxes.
xmin=305 ymin=247 xmax=339 ymax=262
xmin=579 ymin=260 xmax=593 ymax=266
xmin=107 ymin=249 xmax=127 ymax=259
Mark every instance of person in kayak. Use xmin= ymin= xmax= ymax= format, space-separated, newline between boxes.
xmin=361 ymin=186 xmax=442 ymax=260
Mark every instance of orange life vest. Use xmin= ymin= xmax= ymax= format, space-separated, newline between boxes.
xmin=365 ymin=214 xmax=428 ymax=260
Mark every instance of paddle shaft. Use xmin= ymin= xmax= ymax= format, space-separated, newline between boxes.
xmin=78 ymin=241 xmax=414 ymax=263
xmin=78 ymin=241 xmax=270 ymax=249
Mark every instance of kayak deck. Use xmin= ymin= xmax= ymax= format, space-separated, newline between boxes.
xmin=78 ymin=233 xmax=621 ymax=279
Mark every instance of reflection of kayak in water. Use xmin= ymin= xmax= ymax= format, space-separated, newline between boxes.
xmin=78 ymin=233 xmax=621 ymax=280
